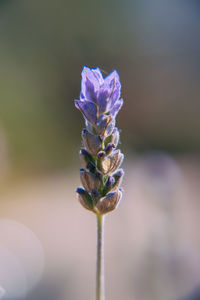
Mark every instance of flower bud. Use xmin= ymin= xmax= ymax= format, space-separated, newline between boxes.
xmin=86 ymin=161 xmax=96 ymax=173
xmin=82 ymin=129 xmax=102 ymax=155
xmin=112 ymin=169 xmax=124 ymax=191
xmin=105 ymin=143 xmax=115 ymax=155
xmin=111 ymin=127 xmax=120 ymax=147
xmin=79 ymin=148 xmax=95 ymax=166
xmin=100 ymin=150 xmax=124 ymax=174
xmin=80 ymin=169 xmax=100 ymax=192
xmin=91 ymin=189 xmax=100 ymax=206
xmin=76 ymin=187 xmax=93 ymax=211
xmin=106 ymin=176 xmax=115 ymax=187
xmin=104 ymin=118 xmax=116 ymax=137
xmin=96 ymin=115 xmax=112 ymax=136
xmin=113 ymin=168 xmax=124 ymax=178
xmin=97 ymin=151 xmax=106 ymax=159
xmin=102 ymin=176 xmax=115 ymax=195
xmin=91 ymin=189 xmax=100 ymax=199
xmin=104 ymin=127 xmax=120 ymax=148
xmin=96 ymin=189 xmax=122 ymax=215
xmin=97 ymin=151 xmax=106 ymax=172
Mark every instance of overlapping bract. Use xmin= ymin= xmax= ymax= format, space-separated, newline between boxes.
xmin=75 ymin=66 xmax=124 ymax=215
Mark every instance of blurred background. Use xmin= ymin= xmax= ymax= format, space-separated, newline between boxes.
xmin=0 ymin=0 xmax=200 ymax=299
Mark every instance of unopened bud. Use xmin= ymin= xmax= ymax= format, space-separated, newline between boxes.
xmin=100 ymin=150 xmax=124 ymax=174
xmin=113 ymin=169 xmax=124 ymax=178
xmin=91 ymin=189 xmax=99 ymax=197
xmin=104 ymin=127 xmax=120 ymax=148
xmin=86 ymin=161 xmax=96 ymax=173
xmin=79 ymin=148 xmax=95 ymax=166
xmin=112 ymin=169 xmax=124 ymax=191
xmin=105 ymin=143 xmax=115 ymax=155
xmin=106 ymin=176 xmax=115 ymax=187
xmin=111 ymin=127 xmax=120 ymax=147
xmin=105 ymin=118 xmax=116 ymax=137
xmin=82 ymin=129 xmax=102 ymax=155
xmin=102 ymin=175 xmax=115 ymax=195
xmin=80 ymin=169 xmax=100 ymax=192
xmin=96 ymin=115 xmax=112 ymax=136
xmin=91 ymin=189 xmax=100 ymax=205
xmin=96 ymin=189 xmax=122 ymax=214
xmin=97 ymin=151 xmax=106 ymax=159
xmin=97 ymin=151 xmax=106 ymax=171
xmin=76 ymin=187 xmax=93 ymax=211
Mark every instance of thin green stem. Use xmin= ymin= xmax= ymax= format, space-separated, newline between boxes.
xmin=96 ymin=214 xmax=105 ymax=300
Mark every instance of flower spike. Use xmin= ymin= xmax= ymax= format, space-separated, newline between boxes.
xmin=75 ymin=66 xmax=124 ymax=215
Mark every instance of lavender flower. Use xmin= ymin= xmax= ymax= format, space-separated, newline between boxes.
xmin=75 ymin=66 xmax=124 ymax=215
xmin=75 ymin=67 xmax=123 ymax=126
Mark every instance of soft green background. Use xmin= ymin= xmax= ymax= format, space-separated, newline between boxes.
xmin=0 ymin=0 xmax=199 ymax=175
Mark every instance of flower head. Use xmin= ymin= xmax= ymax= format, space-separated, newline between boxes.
xmin=75 ymin=66 xmax=124 ymax=215
xmin=75 ymin=67 xmax=123 ymax=126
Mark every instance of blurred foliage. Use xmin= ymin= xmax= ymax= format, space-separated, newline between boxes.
xmin=0 ymin=0 xmax=199 ymax=174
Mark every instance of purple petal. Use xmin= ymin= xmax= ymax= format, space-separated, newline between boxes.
xmin=81 ymin=67 xmax=103 ymax=103
xmin=97 ymin=88 xmax=110 ymax=113
xmin=104 ymin=70 xmax=120 ymax=88
xmin=75 ymin=99 xmax=97 ymax=125
xmin=92 ymin=67 xmax=104 ymax=85
xmin=109 ymin=81 xmax=121 ymax=108
xmin=103 ymin=70 xmax=121 ymax=110
xmin=110 ymin=98 xmax=123 ymax=117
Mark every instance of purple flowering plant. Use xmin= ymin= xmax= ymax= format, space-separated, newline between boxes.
xmin=75 ymin=66 xmax=124 ymax=300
